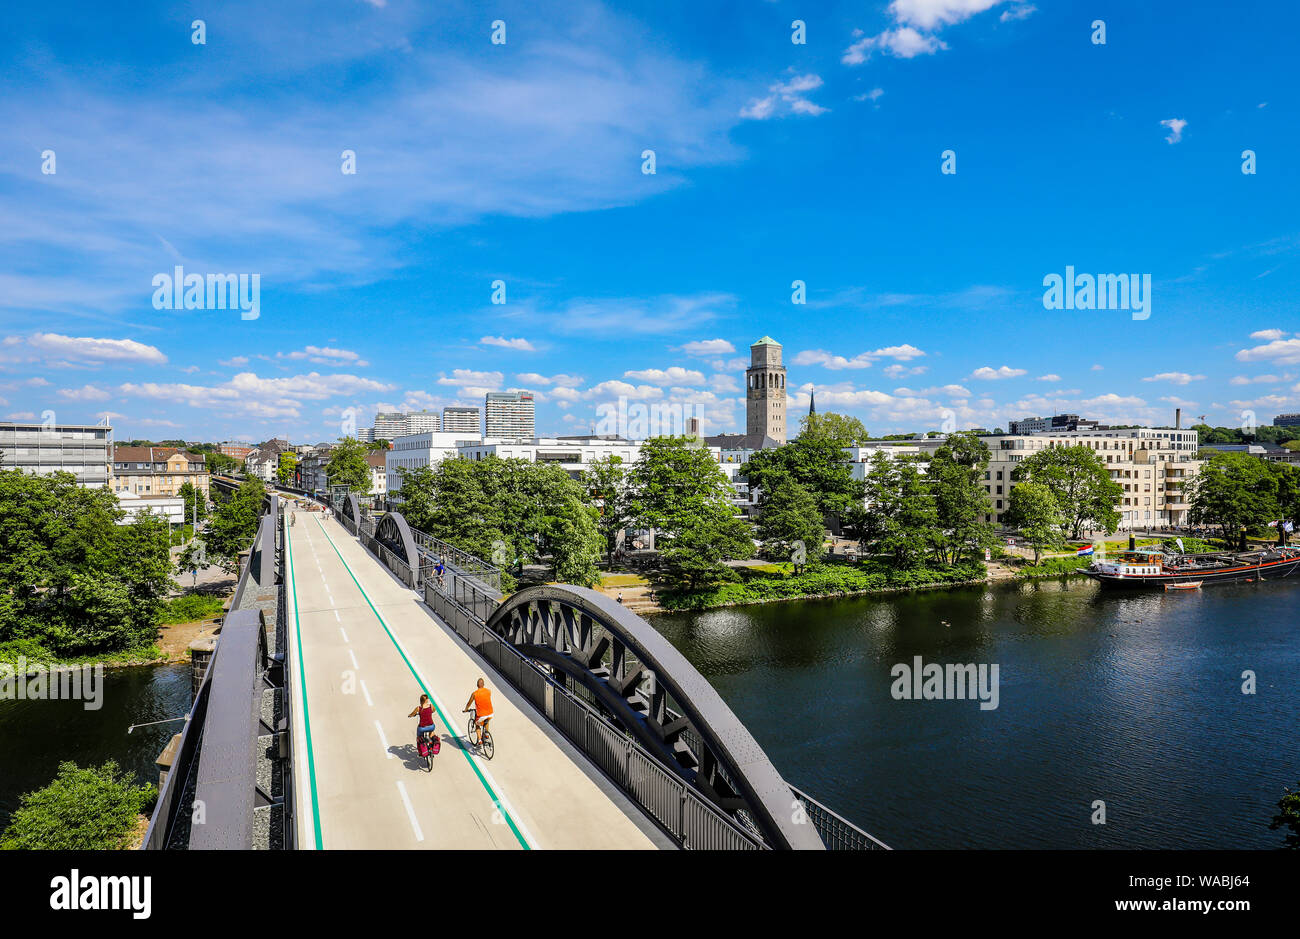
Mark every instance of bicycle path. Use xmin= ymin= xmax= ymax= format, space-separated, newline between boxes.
xmin=285 ymin=512 xmax=659 ymax=850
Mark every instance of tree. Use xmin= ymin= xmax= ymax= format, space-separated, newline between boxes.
xmin=754 ymin=474 xmax=824 ymax=573
xmin=1270 ymin=780 xmax=1300 ymax=850
xmin=396 ymin=456 xmax=601 ymax=586
xmin=1011 ymin=446 xmax=1123 ymax=539
xmin=1004 ymin=482 xmax=1066 ymax=563
xmin=204 ymin=451 xmax=240 ymax=476
xmin=741 ymin=436 xmax=863 ymax=519
xmin=0 ymin=761 xmax=156 ymax=850
xmin=198 ymin=477 xmax=265 ymax=573
xmin=0 ymin=470 xmax=175 ymax=656
xmin=858 ymin=453 xmax=936 ymax=567
xmin=797 ymin=411 xmax=869 ymax=448
xmin=1188 ymin=450 xmax=1281 ymax=546
xmin=630 ymin=437 xmax=754 ymax=585
xmin=177 ymin=481 xmax=208 ymax=523
xmin=926 ymin=432 xmax=995 ymax=566
xmin=326 ymin=437 xmax=371 ymax=496
xmin=366 ymin=439 xmax=391 ymax=451
xmin=276 ymin=451 xmax=299 ymax=486
xmin=583 ymin=455 xmax=634 ymax=566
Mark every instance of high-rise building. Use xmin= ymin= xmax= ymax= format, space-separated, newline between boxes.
xmin=484 ymin=392 xmax=535 ymax=439
xmin=0 ymin=420 xmax=114 ymax=488
xmin=442 ymin=406 xmax=481 ymax=435
xmin=404 ymin=409 xmax=441 ymax=434
xmin=372 ymin=412 xmax=407 ymax=439
xmin=1275 ymin=413 xmax=1300 ymax=427
xmin=745 ymin=336 xmax=788 ymax=445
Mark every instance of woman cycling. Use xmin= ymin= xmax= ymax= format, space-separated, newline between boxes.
xmin=407 ymin=694 xmax=436 ymax=750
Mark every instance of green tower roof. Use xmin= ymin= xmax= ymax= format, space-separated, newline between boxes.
xmin=752 ymin=335 xmax=780 ymax=346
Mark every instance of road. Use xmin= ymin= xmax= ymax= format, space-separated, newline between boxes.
xmin=284 ymin=511 xmax=661 ymax=850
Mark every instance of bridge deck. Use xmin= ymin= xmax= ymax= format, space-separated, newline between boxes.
xmin=285 ymin=511 xmax=661 ymax=850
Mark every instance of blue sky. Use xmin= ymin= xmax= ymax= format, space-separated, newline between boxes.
xmin=1 ymin=0 xmax=1297 ymax=443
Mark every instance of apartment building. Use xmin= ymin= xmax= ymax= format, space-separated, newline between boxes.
xmin=372 ymin=412 xmax=408 ymax=440
xmin=111 ymin=446 xmax=210 ymax=497
xmin=218 ymin=442 xmax=252 ymax=459
xmin=919 ymin=425 xmax=1201 ymax=529
xmin=442 ymin=406 xmax=481 ymax=435
xmin=484 ymin=392 xmax=535 ymax=439
xmin=0 ymin=420 xmax=114 ymax=488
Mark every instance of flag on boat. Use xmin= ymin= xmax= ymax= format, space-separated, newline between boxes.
xmin=1076 ymin=545 xmax=1095 ymax=556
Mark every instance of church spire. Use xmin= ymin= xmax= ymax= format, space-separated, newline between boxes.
xmin=809 ymin=391 xmax=816 ymax=416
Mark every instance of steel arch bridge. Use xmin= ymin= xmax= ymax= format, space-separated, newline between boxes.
xmin=485 ymin=585 xmax=825 ymax=850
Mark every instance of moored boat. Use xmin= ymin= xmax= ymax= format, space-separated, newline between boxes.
xmin=1086 ymin=546 xmax=1300 ymax=588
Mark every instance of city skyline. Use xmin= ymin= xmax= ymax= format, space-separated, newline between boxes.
xmin=2 ymin=0 xmax=1298 ymax=443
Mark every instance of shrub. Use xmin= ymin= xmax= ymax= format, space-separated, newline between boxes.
xmin=0 ymin=761 xmax=157 ymax=850
xmin=158 ymin=593 xmax=227 ymax=625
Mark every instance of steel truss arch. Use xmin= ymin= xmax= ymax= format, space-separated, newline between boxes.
xmin=486 ymin=585 xmax=824 ymax=849
xmin=374 ymin=510 xmax=420 ymax=573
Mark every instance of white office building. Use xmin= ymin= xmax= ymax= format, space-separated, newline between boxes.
xmin=372 ymin=412 xmax=408 ymax=440
xmin=385 ymin=432 xmax=481 ymax=495
xmin=484 ymin=392 xmax=535 ymax=439
xmin=0 ymin=420 xmax=114 ymax=488
xmin=442 ymin=406 xmax=481 ymax=435
xmin=404 ymin=410 xmax=441 ymax=434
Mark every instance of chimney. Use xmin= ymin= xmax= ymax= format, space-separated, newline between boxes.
xmin=687 ymin=417 xmax=701 ymax=439
xmin=1175 ymin=408 xmax=1181 ymax=429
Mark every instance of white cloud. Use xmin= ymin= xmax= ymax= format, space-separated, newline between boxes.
xmin=57 ymin=384 xmax=112 ymax=402
xmin=1141 ymin=372 xmax=1205 ymax=385
xmin=741 ymin=73 xmax=828 ymax=120
xmin=117 ymin=371 xmax=393 ymax=421
xmin=795 ymin=344 xmax=926 ymax=370
xmin=279 ymin=345 xmax=369 ymax=367
xmin=1249 ymin=328 xmax=1287 ymax=341
xmin=436 ymin=368 xmax=504 ymax=388
xmin=890 ymin=0 xmax=1005 ymax=30
xmin=21 ymin=333 xmax=167 ymax=365
xmin=843 ymin=27 xmax=946 ymax=64
xmin=969 ymin=365 xmax=1027 ymax=380
xmin=623 ymin=366 xmax=706 ymax=386
xmin=1236 ymin=339 xmax=1300 ymax=366
xmin=999 ymin=3 xmax=1036 ymax=22
xmin=883 ymin=363 xmax=927 ymax=378
xmin=1037 ymin=374 xmax=1061 ymax=382
xmin=853 ymin=88 xmax=886 ymax=104
xmin=220 ymin=356 xmax=250 ymax=367
xmin=480 ymin=336 xmax=535 ymax=352
xmin=1160 ymin=118 xmax=1188 ymax=144
xmin=681 ymin=339 xmax=735 ymax=356
xmin=1229 ymin=374 xmax=1287 ymax=386
xmin=515 ymin=372 xmax=582 ymax=388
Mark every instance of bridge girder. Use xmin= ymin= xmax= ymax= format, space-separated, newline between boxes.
xmin=486 ymin=585 xmax=825 ymax=850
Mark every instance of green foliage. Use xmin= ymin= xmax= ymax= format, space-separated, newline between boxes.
xmin=276 ymin=451 xmax=299 ymax=486
xmin=398 ymin=455 xmax=601 ymax=586
xmin=1015 ymin=555 xmax=1090 ymax=578
xmin=0 ymin=470 xmax=175 ymax=656
xmin=630 ymin=437 xmax=754 ymax=588
xmin=197 ymin=477 xmax=265 ymax=573
xmin=158 ymin=592 xmax=226 ymax=624
xmin=1188 ymin=450 xmax=1283 ymax=540
xmin=754 ymin=474 xmax=824 ymax=572
xmin=797 ymin=411 xmax=869 ymax=448
xmin=1011 ymin=445 xmax=1123 ymax=538
xmin=204 ymin=451 xmax=240 ymax=476
xmin=853 ymin=452 xmax=936 ymax=567
xmin=1193 ymin=422 xmax=1296 ymax=446
xmin=177 ymin=481 xmax=208 ymax=523
xmin=741 ymin=435 xmax=862 ymax=518
xmin=1 ymin=761 xmax=156 ymax=850
xmin=1270 ymin=780 xmax=1300 ymax=850
xmin=325 ymin=437 xmax=372 ymax=496
xmin=659 ymin=559 xmax=986 ymax=610
xmin=926 ymin=432 xmax=996 ymax=565
xmin=1005 ymin=481 xmax=1066 ymax=563
xmin=582 ymin=455 xmax=634 ymax=565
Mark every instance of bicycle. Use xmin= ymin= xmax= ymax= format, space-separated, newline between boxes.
xmin=417 ymin=726 xmax=439 ymax=771
xmin=466 ymin=708 xmax=494 ymax=760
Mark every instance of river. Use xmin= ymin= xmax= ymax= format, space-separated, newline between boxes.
xmin=3 ymin=579 xmax=1296 ymax=849
xmin=649 ymin=577 xmax=1300 ymax=849
xmin=0 ymin=664 xmax=193 ymax=834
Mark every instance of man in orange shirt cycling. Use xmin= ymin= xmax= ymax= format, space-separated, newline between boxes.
xmin=463 ymin=677 xmax=493 ymax=743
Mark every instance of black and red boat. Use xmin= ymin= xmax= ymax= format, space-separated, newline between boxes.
xmin=1085 ymin=545 xmax=1300 ymax=588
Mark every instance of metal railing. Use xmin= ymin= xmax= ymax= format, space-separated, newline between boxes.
xmin=410 ymin=527 xmax=503 ymax=593
xmin=340 ymin=502 xmax=886 ymax=851
xmin=791 ymin=785 xmax=891 ymax=850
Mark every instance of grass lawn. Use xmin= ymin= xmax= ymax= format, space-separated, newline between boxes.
xmin=600 ymin=572 xmax=650 ymax=588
